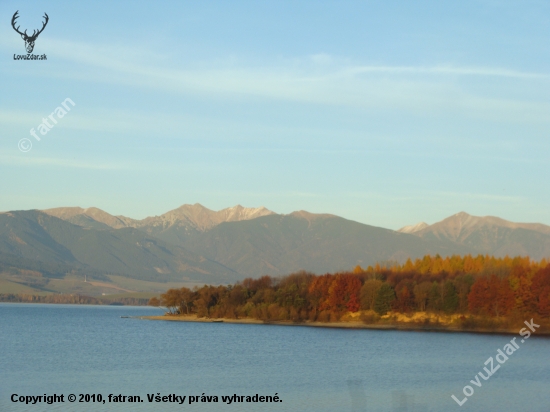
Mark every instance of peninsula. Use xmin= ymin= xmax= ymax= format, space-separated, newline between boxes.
xmin=148 ymin=254 xmax=550 ymax=335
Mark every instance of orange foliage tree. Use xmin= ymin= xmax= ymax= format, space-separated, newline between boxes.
xmin=468 ymin=275 xmax=515 ymax=317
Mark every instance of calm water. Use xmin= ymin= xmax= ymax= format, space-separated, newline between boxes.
xmin=0 ymin=303 xmax=549 ymax=412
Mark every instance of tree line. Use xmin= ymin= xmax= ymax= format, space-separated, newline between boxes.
xmin=0 ymin=293 xmax=150 ymax=306
xmin=154 ymin=254 xmax=550 ymax=323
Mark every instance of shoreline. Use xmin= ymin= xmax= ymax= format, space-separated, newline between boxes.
xmin=140 ymin=315 xmax=550 ymax=337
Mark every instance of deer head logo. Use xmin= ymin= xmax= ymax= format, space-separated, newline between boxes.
xmin=11 ymin=11 xmax=49 ymax=54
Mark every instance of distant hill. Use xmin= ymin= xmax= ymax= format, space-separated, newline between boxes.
xmin=160 ymin=211 xmax=474 ymax=277
xmin=399 ymin=212 xmax=550 ymax=260
xmin=0 ymin=210 xmax=239 ymax=284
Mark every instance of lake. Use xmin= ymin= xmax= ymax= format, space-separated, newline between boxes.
xmin=0 ymin=303 xmax=548 ymax=411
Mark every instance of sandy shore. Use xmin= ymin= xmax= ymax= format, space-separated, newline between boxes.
xmin=140 ymin=314 xmax=549 ymax=336
xmin=142 ymin=314 xmax=393 ymax=329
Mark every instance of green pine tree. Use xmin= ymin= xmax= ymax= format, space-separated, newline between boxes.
xmin=427 ymin=282 xmax=442 ymax=312
xmin=442 ymin=281 xmax=459 ymax=314
xmin=374 ymin=283 xmax=395 ymax=315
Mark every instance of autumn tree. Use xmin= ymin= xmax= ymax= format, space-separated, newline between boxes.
xmin=413 ymin=281 xmax=431 ymax=312
xmin=160 ymin=288 xmax=182 ymax=314
xmin=328 ymin=274 xmax=362 ymax=312
xmin=148 ymin=297 xmax=160 ymax=307
xmin=392 ymin=286 xmax=414 ymax=313
xmin=360 ymin=279 xmax=383 ymax=311
xmin=308 ymin=274 xmax=334 ymax=311
xmin=531 ymin=265 xmax=550 ymax=317
xmin=468 ymin=275 xmax=515 ymax=317
xmin=242 ymin=276 xmax=273 ymax=293
xmin=177 ymin=287 xmax=195 ymax=315
xmin=194 ymin=285 xmax=224 ymax=317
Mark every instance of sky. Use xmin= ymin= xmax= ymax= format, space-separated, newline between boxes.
xmin=1 ymin=0 xmax=549 ymax=230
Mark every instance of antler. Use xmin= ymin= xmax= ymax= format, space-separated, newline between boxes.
xmin=11 ymin=11 xmax=49 ymax=40
xmin=11 ymin=11 xmax=27 ymax=37
xmin=32 ymin=13 xmax=49 ymax=39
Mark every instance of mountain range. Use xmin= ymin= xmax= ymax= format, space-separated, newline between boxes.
xmin=397 ymin=212 xmax=550 ymax=260
xmin=1 ymin=204 xmax=549 ymax=296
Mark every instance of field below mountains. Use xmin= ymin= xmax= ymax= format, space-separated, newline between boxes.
xmin=1 ymin=204 xmax=549 ymax=298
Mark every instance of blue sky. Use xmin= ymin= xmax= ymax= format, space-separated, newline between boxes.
xmin=1 ymin=0 xmax=549 ymax=229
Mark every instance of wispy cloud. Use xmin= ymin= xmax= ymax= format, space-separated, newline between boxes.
xmin=2 ymin=38 xmax=543 ymax=125
xmin=432 ymin=191 xmax=524 ymax=202
xmin=343 ymin=191 xmax=524 ymax=203
xmin=345 ymin=65 xmax=548 ymax=79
